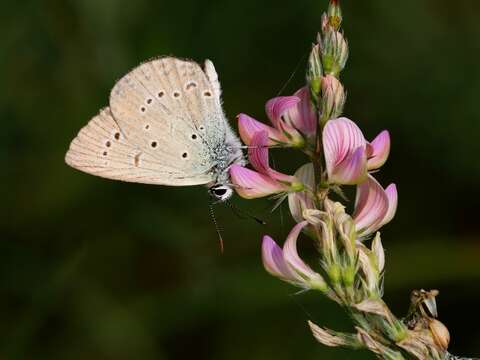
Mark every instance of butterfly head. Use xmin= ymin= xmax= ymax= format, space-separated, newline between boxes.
xmin=209 ymin=184 xmax=234 ymax=202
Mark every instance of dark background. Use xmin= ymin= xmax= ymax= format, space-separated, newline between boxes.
xmin=2 ymin=0 xmax=480 ymax=359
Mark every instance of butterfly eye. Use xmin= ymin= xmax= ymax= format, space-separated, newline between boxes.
xmin=214 ymin=188 xmax=227 ymax=196
xmin=210 ymin=186 xmax=233 ymax=201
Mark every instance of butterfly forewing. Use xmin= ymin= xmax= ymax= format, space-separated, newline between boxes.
xmin=110 ymin=57 xmax=227 ymax=177
xmin=66 ymin=56 xmax=243 ymax=188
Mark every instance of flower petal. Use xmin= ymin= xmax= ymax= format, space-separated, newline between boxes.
xmin=262 ymin=235 xmax=297 ymax=282
xmin=357 ymin=245 xmax=378 ymax=292
xmin=288 ymin=163 xmax=316 ymax=223
xmin=330 ymin=146 xmax=368 ymax=185
xmin=265 ymin=96 xmax=301 ymax=129
xmin=353 ymin=175 xmax=389 ymax=237
xmin=229 ymin=165 xmax=288 ymax=199
xmin=323 ymin=117 xmax=368 ymax=184
xmin=308 ymin=321 xmax=350 ymax=347
xmin=283 ymin=221 xmax=320 ymax=281
xmin=367 ymin=130 xmax=390 ymax=170
xmin=284 ymin=87 xmax=317 ymax=137
xmin=248 ymin=131 xmax=296 ymax=183
xmin=381 ymin=183 xmax=398 ymax=226
xmin=237 ymin=113 xmax=286 ymax=146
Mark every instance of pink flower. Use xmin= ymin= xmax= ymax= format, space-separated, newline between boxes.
xmin=262 ymin=221 xmax=326 ymax=290
xmin=230 ymin=131 xmax=301 ymax=199
xmin=322 ymin=117 xmax=390 ymax=185
xmin=352 ymin=175 xmax=398 ymax=237
xmin=238 ymin=87 xmax=317 ymax=147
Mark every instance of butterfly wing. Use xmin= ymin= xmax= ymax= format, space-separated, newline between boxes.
xmin=65 ymin=107 xmax=214 ymax=185
xmin=66 ymin=57 xmax=232 ymax=186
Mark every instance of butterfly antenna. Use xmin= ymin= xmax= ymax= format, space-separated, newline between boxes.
xmin=237 ymin=144 xmax=284 ymax=149
xmin=209 ymin=202 xmax=224 ymax=253
xmin=226 ymin=200 xmax=266 ymax=225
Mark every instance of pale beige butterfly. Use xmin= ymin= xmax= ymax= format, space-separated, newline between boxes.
xmin=65 ymin=57 xmax=245 ymax=201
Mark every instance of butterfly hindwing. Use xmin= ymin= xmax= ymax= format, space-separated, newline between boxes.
xmin=65 ymin=107 xmax=214 ymax=185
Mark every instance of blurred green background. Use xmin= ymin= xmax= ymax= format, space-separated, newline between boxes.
xmin=2 ymin=0 xmax=480 ymax=359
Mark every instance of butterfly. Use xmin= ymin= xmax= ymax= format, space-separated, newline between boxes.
xmin=65 ymin=57 xmax=246 ymax=201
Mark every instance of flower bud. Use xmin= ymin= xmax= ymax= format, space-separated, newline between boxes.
xmin=320 ymin=29 xmax=348 ymax=76
xmin=371 ymin=232 xmax=385 ymax=273
xmin=328 ymin=264 xmax=341 ymax=285
xmin=327 ymin=0 xmax=343 ymax=30
xmin=307 ymin=43 xmax=323 ymax=102
xmin=320 ymin=75 xmax=346 ymax=122
xmin=429 ymin=319 xmax=450 ymax=351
